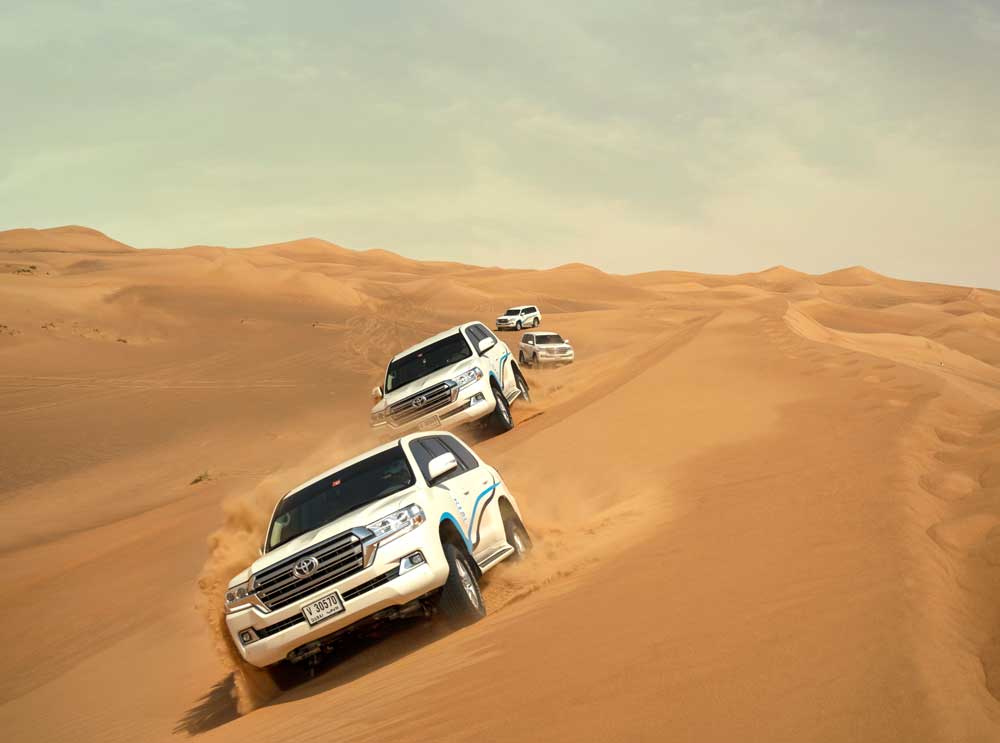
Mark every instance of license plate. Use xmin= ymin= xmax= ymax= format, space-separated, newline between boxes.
xmin=418 ymin=415 xmax=441 ymax=431
xmin=301 ymin=592 xmax=345 ymax=626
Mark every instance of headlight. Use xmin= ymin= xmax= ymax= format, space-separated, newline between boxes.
xmin=365 ymin=504 xmax=426 ymax=545
xmin=452 ymin=367 xmax=483 ymax=389
xmin=225 ymin=580 xmax=252 ymax=609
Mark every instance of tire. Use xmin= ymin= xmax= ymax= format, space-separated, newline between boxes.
xmin=503 ymin=514 xmax=532 ymax=562
xmin=533 ymin=317 xmax=539 ymax=327
xmin=518 ymin=350 xmax=526 ymax=364
xmin=532 ymin=352 xmax=539 ymax=367
xmin=513 ymin=366 xmax=531 ymax=403
xmin=437 ymin=543 xmax=485 ymax=626
xmin=515 ymin=320 xmax=522 ymax=330
xmin=490 ymin=384 xmax=514 ymax=432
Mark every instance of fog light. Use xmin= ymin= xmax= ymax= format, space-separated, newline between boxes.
xmin=470 ymin=393 xmax=486 ymax=405
xmin=399 ymin=551 xmax=426 ymax=574
xmin=240 ymin=630 xmax=254 ymax=645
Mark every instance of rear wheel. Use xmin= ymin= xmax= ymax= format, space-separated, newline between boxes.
xmin=437 ymin=544 xmax=485 ymax=626
xmin=503 ymin=514 xmax=532 ymax=562
xmin=490 ymin=384 xmax=514 ymax=432
xmin=513 ymin=366 xmax=531 ymax=403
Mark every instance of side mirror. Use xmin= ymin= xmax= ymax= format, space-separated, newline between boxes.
xmin=427 ymin=452 xmax=458 ymax=484
xmin=371 ymin=385 xmax=384 ymax=402
xmin=564 ymin=338 xmax=570 ymax=344
xmin=477 ymin=337 xmax=496 ymax=354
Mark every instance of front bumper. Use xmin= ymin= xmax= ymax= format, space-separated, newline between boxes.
xmin=495 ymin=319 xmax=518 ymax=330
xmin=371 ymin=378 xmax=496 ymax=434
xmin=536 ymin=350 xmax=574 ymax=364
xmin=226 ymin=526 xmax=450 ymax=668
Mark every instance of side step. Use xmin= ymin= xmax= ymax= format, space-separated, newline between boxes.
xmin=476 ymin=544 xmax=515 ymax=571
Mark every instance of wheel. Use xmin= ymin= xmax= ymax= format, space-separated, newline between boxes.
xmin=518 ymin=350 xmax=527 ymax=365
xmin=515 ymin=320 xmax=522 ymax=330
xmin=503 ymin=514 xmax=532 ymax=561
xmin=437 ymin=544 xmax=485 ymax=626
xmin=513 ymin=366 xmax=531 ymax=403
xmin=533 ymin=317 xmax=539 ymax=327
xmin=490 ymin=384 xmax=514 ymax=432
xmin=532 ymin=352 xmax=539 ymax=367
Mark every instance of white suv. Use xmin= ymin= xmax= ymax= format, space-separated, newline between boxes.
xmin=370 ymin=322 xmax=530 ymax=435
xmin=495 ymin=305 xmax=541 ymax=331
xmin=519 ymin=331 xmax=575 ymax=367
xmin=224 ymin=432 xmax=531 ymax=681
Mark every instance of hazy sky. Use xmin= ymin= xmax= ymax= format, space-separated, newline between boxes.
xmin=2 ymin=1 xmax=998 ymax=285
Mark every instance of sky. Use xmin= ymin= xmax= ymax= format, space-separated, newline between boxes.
xmin=2 ymin=0 xmax=998 ymax=286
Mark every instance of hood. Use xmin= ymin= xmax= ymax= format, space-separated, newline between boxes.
xmin=377 ymin=356 xmax=480 ymax=407
xmin=246 ymin=484 xmax=426 ymax=576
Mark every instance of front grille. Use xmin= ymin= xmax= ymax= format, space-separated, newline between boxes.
xmin=387 ymin=381 xmax=456 ymax=427
xmin=252 ymin=531 xmax=365 ymax=611
xmin=252 ymin=567 xmax=403 ymax=639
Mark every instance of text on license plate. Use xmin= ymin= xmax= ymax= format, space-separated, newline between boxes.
xmin=301 ymin=592 xmax=345 ymax=626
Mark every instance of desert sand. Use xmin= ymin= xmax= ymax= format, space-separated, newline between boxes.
xmin=1 ymin=225 xmax=999 ymax=742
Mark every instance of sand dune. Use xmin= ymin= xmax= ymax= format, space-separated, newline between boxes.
xmin=1 ymin=227 xmax=998 ymax=742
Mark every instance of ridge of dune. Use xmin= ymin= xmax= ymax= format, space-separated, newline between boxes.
xmin=0 ymin=225 xmax=135 ymax=253
xmin=815 ymin=265 xmax=887 ymax=286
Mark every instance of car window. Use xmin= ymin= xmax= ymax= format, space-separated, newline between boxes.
xmin=464 ymin=325 xmax=483 ymax=346
xmin=267 ymin=446 xmax=415 ymax=550
xmin=409 ymin=437 xmax=465 ymax=484
xmin=386 ymin=333 xmax=472 ymax=392
xmin=524 ymin=335 xmax=534 ymax=345
xmin=474 ymin=323 xmax=498 ymax=344
xmin=436 ymin=435 xmax=478 ymax=471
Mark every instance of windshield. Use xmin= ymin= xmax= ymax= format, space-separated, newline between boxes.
xmin=385 ymin=332 xmax=472 ymax=393
xmin=503 ymin=308 xmax=521 ymax=316
xmin=535 ymin=333 xmax=565 ymax=344
xmin=266 ymin=446 xmax=415 ymax=550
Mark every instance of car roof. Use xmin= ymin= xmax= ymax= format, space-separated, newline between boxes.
xmin=526 ymin=331 xmax=562 ymax=339
xmin=281 ymin=431 xmax=455 ymax=501
xmin=504 ymin=305 xmax=533 ymax=310
xmin=390 ymin=322 xmax=478 ymax=362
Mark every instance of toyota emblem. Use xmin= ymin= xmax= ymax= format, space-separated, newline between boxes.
xmin=292 ymin=556 xmax=319 ymax=578
xmin=411 ymin=395 xmax=427 ymax=409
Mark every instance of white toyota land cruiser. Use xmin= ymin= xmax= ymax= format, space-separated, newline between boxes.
xmin=495 ymin=305 xmax=541 ymax=331
xmin=224 ymin=431 xmax=531 ymax=681
xmin=518 ymin=331 xmax=575 ymax=367
xmin=369 ymin=322 xmax=530 ymax=435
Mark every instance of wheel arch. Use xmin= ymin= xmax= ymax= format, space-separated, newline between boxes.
xmin=438 ymin=517 xmax=481 ymax=578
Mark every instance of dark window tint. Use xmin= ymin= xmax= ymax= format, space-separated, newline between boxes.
xmin=473 ymin=323 xmax=497 ymax=344
xmin=267 ymin=446 xmax=415 ymax=550
xmin=528 ymin=306 xmax=538 ymax=313
xmin=385 ymin=332 xmax=472 ymax=392
xmin=524 ymin=335 xmax=534 ymax=345
xmin=438 ymin=435 xmax=478 ymax=471
xmin=465 ymin=325 xmax=484 ymax=346
xmin=409 ymin=437 xmax=465 ymax=484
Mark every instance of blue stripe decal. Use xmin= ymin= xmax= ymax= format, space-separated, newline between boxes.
xmin=497 ymin=351 xmax=509 ymax=387
xmin=468 ymin=481 xmax=499 ymax=540
xmin=439 ymin=481 xmax=499 ymax=549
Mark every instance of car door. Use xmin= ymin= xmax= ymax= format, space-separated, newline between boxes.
xmin=438 ymin=435 xmax=504 ymax=559
xmin=467 ymin=324 xmax=513 ymax=397
xmin=409 ymin=436 xmax=480 ymax=544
